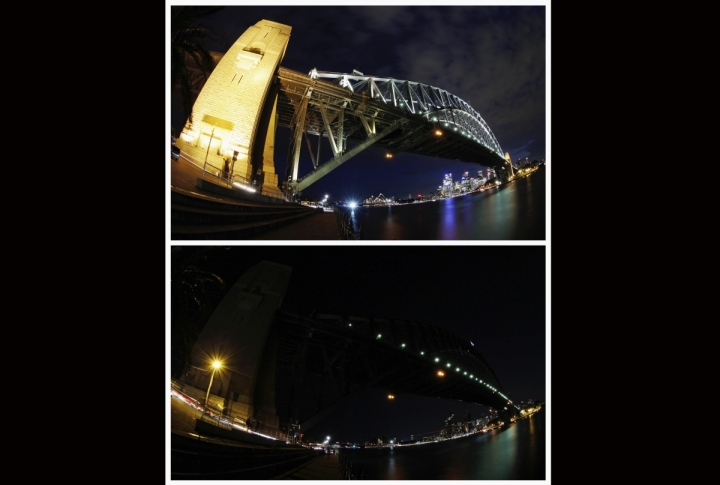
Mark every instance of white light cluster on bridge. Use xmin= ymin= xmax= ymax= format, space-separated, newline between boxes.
xmin=427 ymin=357 xmax=513 ymax=405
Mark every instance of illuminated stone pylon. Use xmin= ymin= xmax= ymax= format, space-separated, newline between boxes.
xmin=177 ymin=19 xmax=291 ymax=199
xmin=504 ymin=151 xmax=515 ymax=178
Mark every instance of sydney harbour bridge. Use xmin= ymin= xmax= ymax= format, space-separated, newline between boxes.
xmin=174 ymin=19 xmax=513 ymax=202
xmin=178 ymin=261 xmax=515 ymax=438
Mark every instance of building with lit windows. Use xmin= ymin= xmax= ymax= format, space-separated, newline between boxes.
xmin=442 ymin=173 xmax=453 ymax=197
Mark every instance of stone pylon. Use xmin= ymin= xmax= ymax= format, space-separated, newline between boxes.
xmin=176 ymin=19 xmax=291 ymax=199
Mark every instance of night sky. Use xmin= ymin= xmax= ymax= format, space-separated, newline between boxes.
xmin=168 ymin=3 xmax=547 ymax=201
xmin=169 ymin=245 xmax=546 ymax=443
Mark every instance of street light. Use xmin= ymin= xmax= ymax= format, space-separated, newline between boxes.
xmin=202 ymin=360 xmax=222 ymax=417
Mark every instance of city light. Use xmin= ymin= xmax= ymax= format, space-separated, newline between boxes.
xmin=437 ymin=370 xmax=445 ymax=377
xmin=233 ymin=181 xmax=256 ymax=192
xmin=348 ymin=201 xmax=357 ymax=209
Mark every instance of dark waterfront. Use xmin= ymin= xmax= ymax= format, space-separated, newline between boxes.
xmin=340 ymin=408 xmax=546 ymax=480
xmin=346 ymin=166 xmax=545 ymax=240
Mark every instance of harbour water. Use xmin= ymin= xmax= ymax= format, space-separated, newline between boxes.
xmin=346 ymin=166 xmax=546 ymax=240
xmin=340 ymin=408 xmax=546 ymax=480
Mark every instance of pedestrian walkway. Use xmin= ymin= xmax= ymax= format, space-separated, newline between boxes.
xmin=249 ymin=211 xmax=339 ymax=240
xmin=272 ymin=452 xmax=341 ymax=480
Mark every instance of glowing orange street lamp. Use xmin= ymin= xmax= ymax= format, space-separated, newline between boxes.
xmin=202 ymin=360 xmax=222 ymax=417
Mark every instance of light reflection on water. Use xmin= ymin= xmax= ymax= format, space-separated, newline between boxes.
xmin=349 ymin=168 xmax=545 ymax=240
xmin=342 ymin=409 xmax=545 ymax=480
xmin=440 ymin=196 xmax=457 ymax=240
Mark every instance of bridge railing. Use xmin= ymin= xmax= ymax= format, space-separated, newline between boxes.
xmin=200 ymin=159 xmax=230 ymax=187
xmin=334 ymin=207 xmax=362 ymax=240
xmin=199 ymin=159 xmax=256 ymax=192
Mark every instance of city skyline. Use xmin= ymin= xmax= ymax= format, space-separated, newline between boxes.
xmin=168 ymin=4 xmax=547 ymax=200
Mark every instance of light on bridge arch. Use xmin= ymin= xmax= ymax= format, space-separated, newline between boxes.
xmin=437 ymin=370 xmax=445 ymax=377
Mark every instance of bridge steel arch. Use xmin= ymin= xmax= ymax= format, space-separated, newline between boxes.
xmin=311 ymin=70 xmax=503 ymax=158
xmin=180 ymin=261 xmax=514 ymax=436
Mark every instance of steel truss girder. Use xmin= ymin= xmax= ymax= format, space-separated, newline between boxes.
xmin=286 ymin=92 xmax=311 ymax=184
xmin=295 ymin=118 xmax=407 ymax=192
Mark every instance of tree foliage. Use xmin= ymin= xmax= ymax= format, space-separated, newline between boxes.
xmin=170 ymin=247 xmax=227 ymax=378
xmin=171 ymin=6 xmax=228 ymax=126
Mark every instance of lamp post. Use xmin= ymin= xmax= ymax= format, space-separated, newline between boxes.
xmin=202 ymin=360 xmax=222 ymax=417
xmin=203 ymin=125 xmax=217 ymax=172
